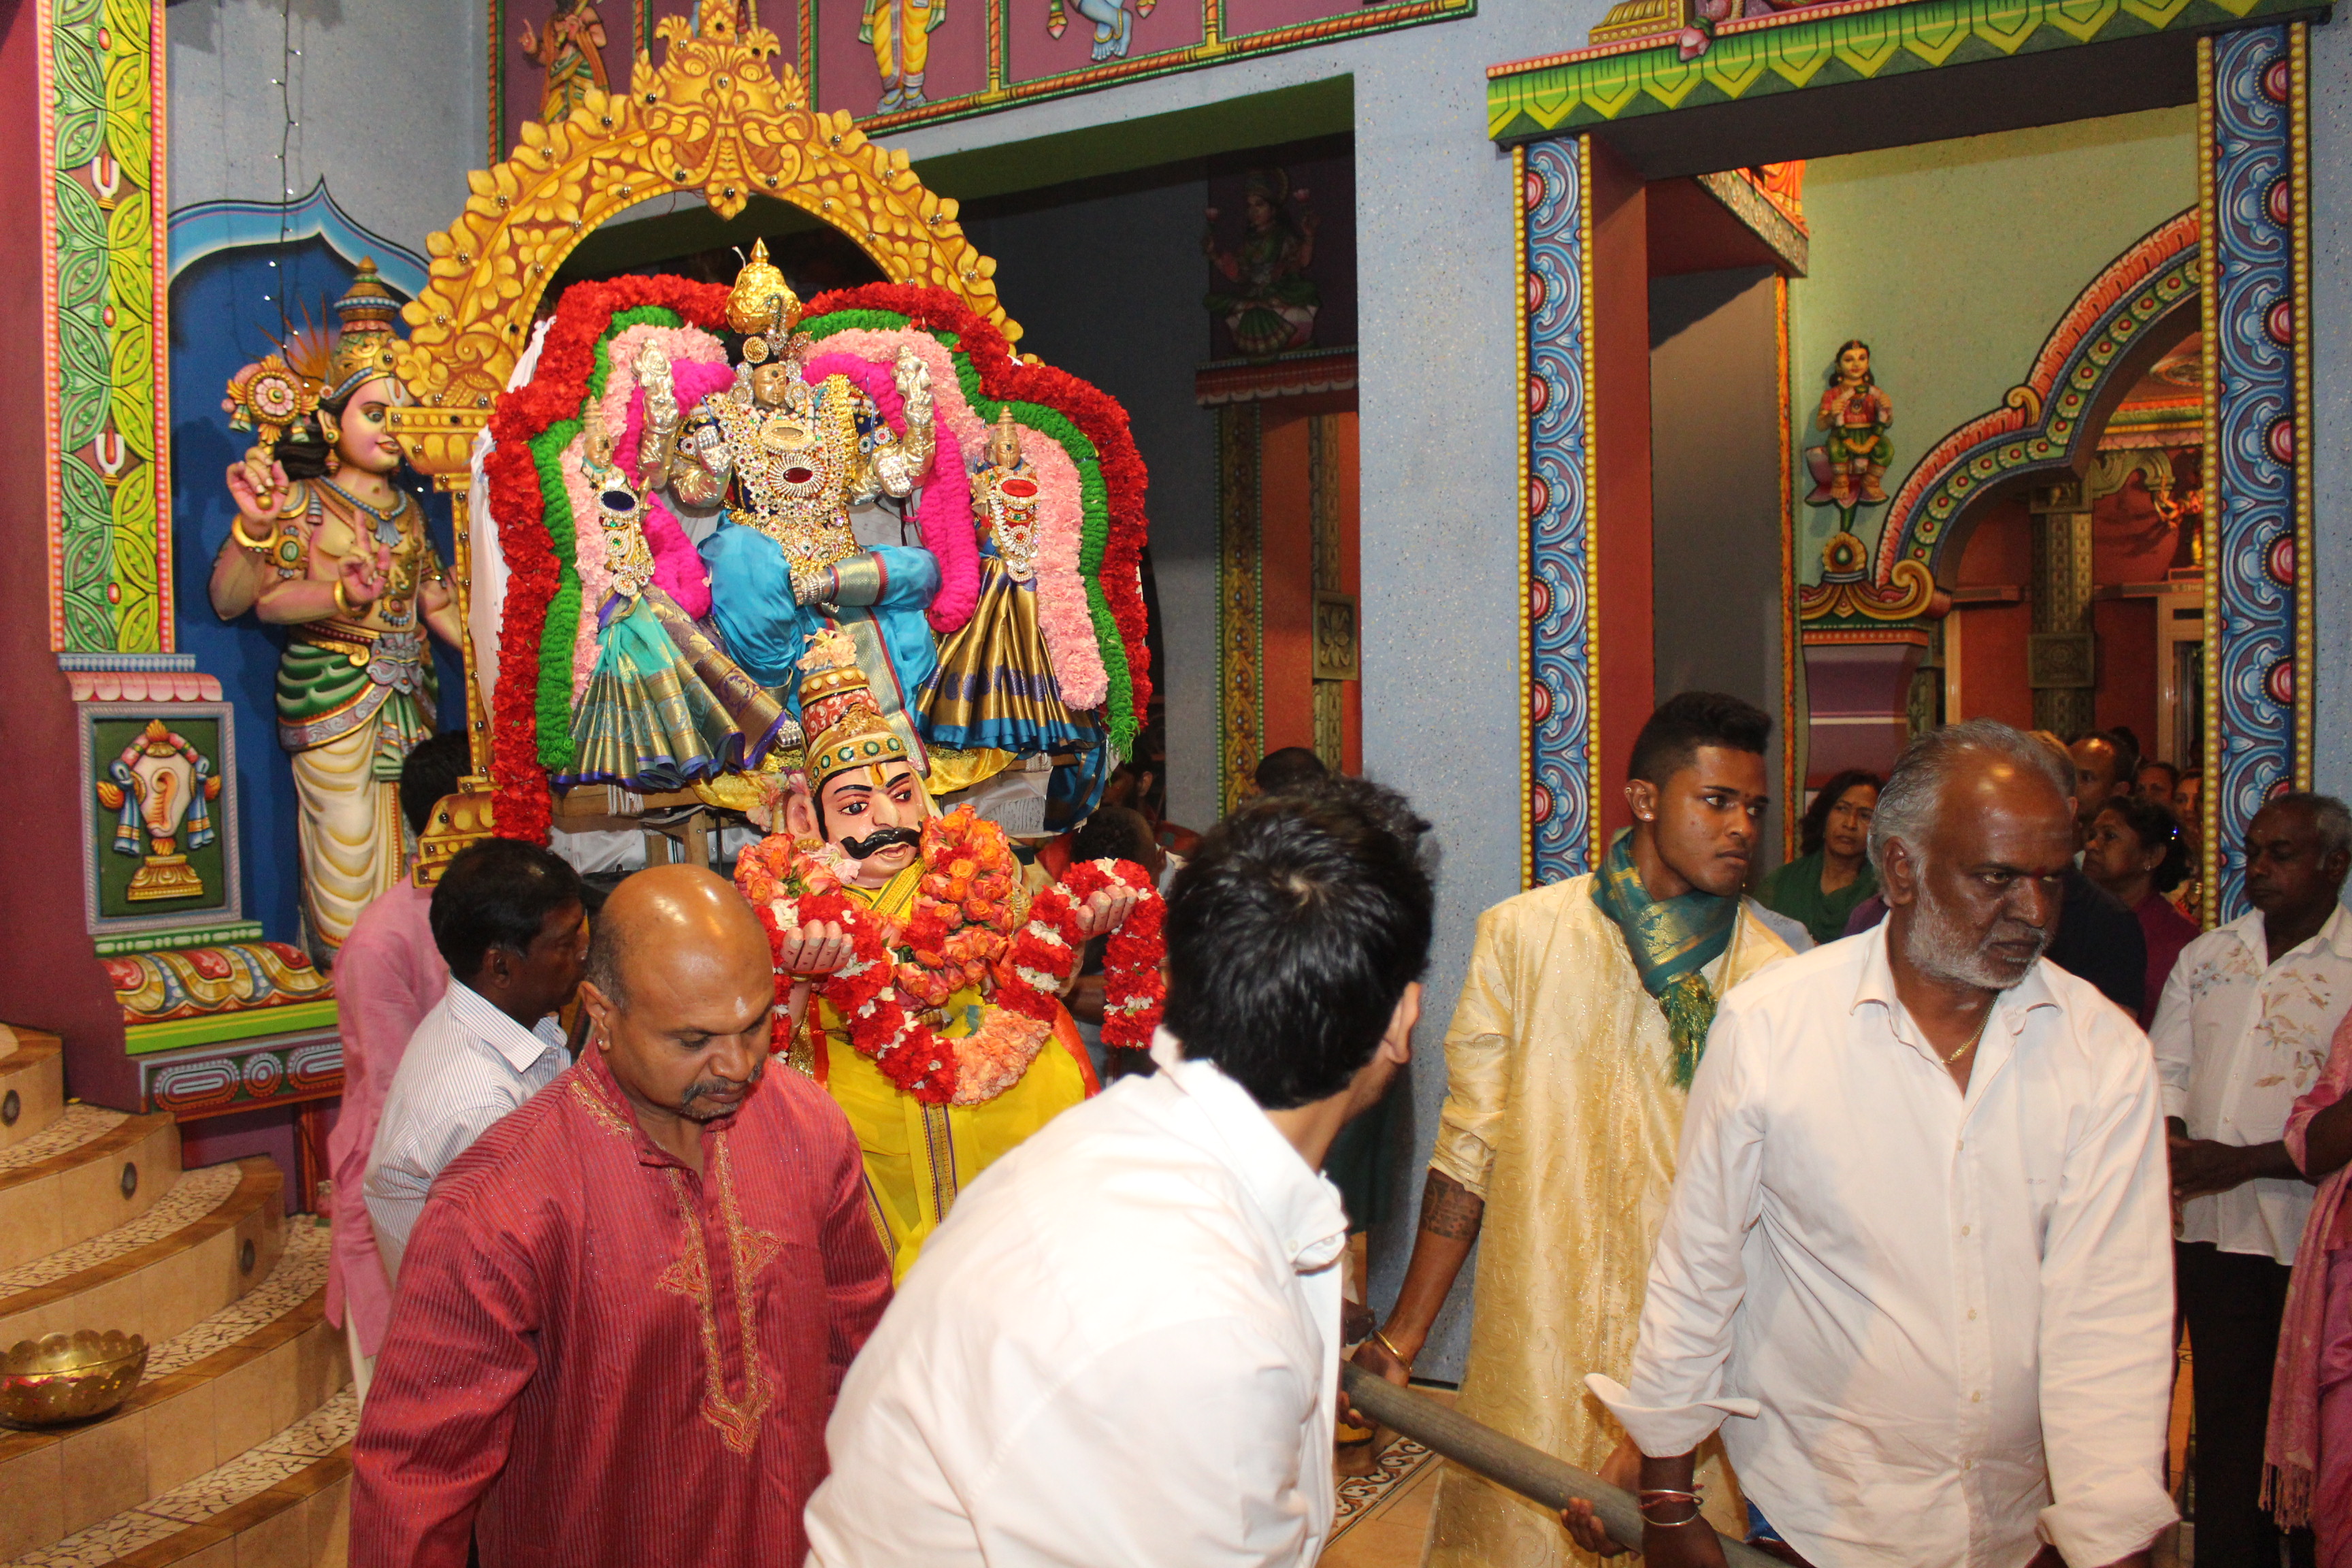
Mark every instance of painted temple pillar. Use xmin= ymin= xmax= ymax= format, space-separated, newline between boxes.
xmin=7 ymin=1 xmax=346 ymax=1181
xmin=2028 ymin=478 xmax=2099 ymax=736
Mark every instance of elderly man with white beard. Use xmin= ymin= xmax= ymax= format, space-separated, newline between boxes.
xmin=1572 ymin=720 xmax=2176 ymax=1568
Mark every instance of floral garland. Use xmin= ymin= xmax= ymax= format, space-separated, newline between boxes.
xmin=484 ymin=276 xmax=732 ymax=841
xmin=807 ymin=325 xmax=1106 ymax=709
xmin=733 ymin=806 xmax=1166 ymax=1105
xmin=801 ymin=349 xmax=979 ymax=633
xmin=802 ymin=284 xmax=1154 ymax=754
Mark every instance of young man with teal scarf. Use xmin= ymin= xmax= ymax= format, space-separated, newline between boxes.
xmin=1355 ymin=691 xmax=1795 ymax=1565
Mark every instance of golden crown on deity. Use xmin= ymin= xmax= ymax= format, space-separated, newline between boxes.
xmin=797 ymin=630 xmax=909 ymax=787
xmin=324 ymin=259 xmax=406 ymax=402
xmin=728 ymin=239 xmax=804 ymax=365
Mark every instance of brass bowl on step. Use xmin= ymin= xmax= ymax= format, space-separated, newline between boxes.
xmin=0 ymin=1331 xmax=148 ymax=1427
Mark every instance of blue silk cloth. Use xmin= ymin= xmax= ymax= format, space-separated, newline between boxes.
xmin=700 ymin=519 xmax=941 ymax=728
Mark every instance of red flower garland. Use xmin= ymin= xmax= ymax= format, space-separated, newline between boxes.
xmin=485 ymin=276 xmax=1154 ymax=839
xmin=734 ymin=816 xmax=1166 ymax=1105
xmin=804 ymin=282 xmax=1156 ymax=725
xmin=483 ymin=276 xmax=732 ymax=842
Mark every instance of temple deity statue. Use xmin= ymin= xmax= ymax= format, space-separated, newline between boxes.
xmin=735 ymin=630 xmax=1162 ymax=1281
xmin=559 ymin=404 xmax=797 ymax=791
xmin=640 ymin=240 xmax=944 ymax=765
xmin=210 ymin=262 xmax=461 ymax=963
xmin=1808 ymin=338 xmax=1894 ymax=510
xmin=919 ymin=406 xmax=1111 ymax=819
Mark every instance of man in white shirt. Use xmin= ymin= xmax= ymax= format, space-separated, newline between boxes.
xmin=1580 ymin=719 xmax=2175 ymax=1567
xmin=2151 ymin=790 xmax=2352 ymax=1567
xmin=363 ymin=838 xmax=588 ymax=1281
xmin=804 ymin=777 xmax=1435 ymax=1568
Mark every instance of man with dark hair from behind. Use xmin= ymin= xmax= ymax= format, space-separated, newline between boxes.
xmin=363 ymin=836 xmax=587 ymax=1283
xmin=1357 ymin=691 xmax=1795 ymax=1563
xmin=807 ymin=777 xmax=1436 ymax=1566
xmin=1255 ymin=743 xmax=1330 ymax=797
xmin=323 ymin=730 xmax=469 ymax=1400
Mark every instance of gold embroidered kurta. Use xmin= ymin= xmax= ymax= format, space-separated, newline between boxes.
xmin=811 ymin=864 xmax=1096 ymax=1284
xmin=1423 ymin=876 xmax=1791 ymax=1567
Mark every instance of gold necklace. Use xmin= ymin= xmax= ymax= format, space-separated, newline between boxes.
xmin=1939 ymin=1007 xmax=1994 ymax=1067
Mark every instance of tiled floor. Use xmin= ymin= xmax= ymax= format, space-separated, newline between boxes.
xmin=1322 ymin=1443 xmax=1442 ymax=1568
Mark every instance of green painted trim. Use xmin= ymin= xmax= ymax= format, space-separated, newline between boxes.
xmin=912 ymin=77 xmax=1354 ymax=203
xmin=824 ymin=2 xmax=1454 ymax=148
xmin=125 ymin=998 xmax=340 ymax=1056
xmin=93 ymin=921 xmax=264 ymax=958
xmin=1487 ymin=0 xmax=2318 ymax=142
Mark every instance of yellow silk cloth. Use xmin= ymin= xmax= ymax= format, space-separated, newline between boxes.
xmin=814 ymin=864 xmax=1094 ymax=1284
xmin=1424 ymin=875 xmax=1791 ymax=1567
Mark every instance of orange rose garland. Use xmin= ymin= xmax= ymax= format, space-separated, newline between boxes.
xmin=733 ymin=808 xmax=1167 ymax=1106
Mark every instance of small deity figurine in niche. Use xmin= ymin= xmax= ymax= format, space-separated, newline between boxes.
xmin=210 ymin=262 xmax=461 ymax=964
xmin=640 ymin=241 xmax=944 ymax=762
xmin=1045 ymin=0 xmax=1156 ymax=61
xmin=1203 ymin=167 xmax=1322 ymax=359
xmin=519 ymin=0 xmax=609 ymax=125
xmin=1806 ymin=338 xmax=1894 ymax=511
xmin=862 ymin=0 xmax=945 ymax=114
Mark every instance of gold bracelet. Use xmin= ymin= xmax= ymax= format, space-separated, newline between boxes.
xmin=229 ymin=514 xmax=276 ymax=552
xmin=331 ymin=580 xmax=356 ymax=617
xmin=1371 ymin=1328 xmax=1413 ymax=1367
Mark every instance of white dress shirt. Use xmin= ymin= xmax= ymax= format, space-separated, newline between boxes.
xmin=804 ymin=1029 xmax=1348 ymax=1568
xmin=1589 ymin=925 xmax=2177 ymax=1568
xmin=2150 ymin=902 xmax=2352 ymax=1264
xmin=362 ymin=980 xmax=568 ymax=1281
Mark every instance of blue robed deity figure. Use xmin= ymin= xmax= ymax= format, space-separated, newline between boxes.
xmin=639 ymin=241 xmax=943 ymax=764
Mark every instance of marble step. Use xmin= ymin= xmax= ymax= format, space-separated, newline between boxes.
xmin=0 ymin=1032 xmax=64 ymax=1152
xmin=0 ymin=1225 xmax=344 ymax=1559
xmin=0 ymin=1160 xmax=284 ymax=1357
xmin=3 ymin=1388 xmax=353 ymax=1568
xmin=0 ymin=1106 xmax=182 ymax=1273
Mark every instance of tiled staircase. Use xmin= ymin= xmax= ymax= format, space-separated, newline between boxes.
xmin=0 ymin=1028 xmax=353 ymax=1567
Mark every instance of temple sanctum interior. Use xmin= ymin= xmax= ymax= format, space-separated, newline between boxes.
xmin=2 ymin=0 xmax=2347 ymax=1563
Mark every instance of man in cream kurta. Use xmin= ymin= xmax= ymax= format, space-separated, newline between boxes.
xmin=1426 ymin=881 xmax=1788 ymax=1560
xmin=1356 ymin=691 xmax=1793 ymax=1568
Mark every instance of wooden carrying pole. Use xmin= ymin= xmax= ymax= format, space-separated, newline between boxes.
xmin=1339 ymin=1365 xmax=1781 ymax=1567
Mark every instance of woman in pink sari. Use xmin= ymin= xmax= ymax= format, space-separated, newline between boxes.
xmin=2269 ymin=1003 xmax=2352 ymax=1561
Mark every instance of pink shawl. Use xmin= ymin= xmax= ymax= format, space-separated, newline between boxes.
xmin=2266 ymin=1004 xmax=2352 ymax=1527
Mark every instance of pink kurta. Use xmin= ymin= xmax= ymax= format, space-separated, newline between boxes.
xmin=325 ymin=879 xmax=447 ymax=1355
xmin=349 ymin=1049 xmax=892 ymax=1568
xmin=2270 ymin=1007 xmax=2352 ymax=1560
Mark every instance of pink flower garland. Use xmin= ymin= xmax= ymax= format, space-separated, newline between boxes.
xmin=801 ymin=350 xmax=979 ymax=634
xmin=810 ymin=326 xmax=1107 ymax=708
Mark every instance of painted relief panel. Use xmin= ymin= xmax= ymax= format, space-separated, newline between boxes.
xmin=815 ymin=0 xmax=990 ymax=120
xmin=493 ymin=0 xmax=637 ymax=161
xmin=1009 ymin=1 xmax=1201 ymax=87
xmin=795 ymin=0 xmax=1467 ymax=132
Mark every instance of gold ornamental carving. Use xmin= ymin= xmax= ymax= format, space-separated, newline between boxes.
xmin=393 ymin=6 xmax=1020 ymax=421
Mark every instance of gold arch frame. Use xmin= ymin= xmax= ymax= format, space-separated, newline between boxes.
xmin=388 ymin=5 xmax=1022 ymax=847
xmin=393 ymin=5 xmax=1017 ymax=454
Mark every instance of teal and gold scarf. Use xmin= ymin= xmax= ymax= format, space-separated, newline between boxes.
xmin=1589 ymin=828 xmax=1738 ymax=1088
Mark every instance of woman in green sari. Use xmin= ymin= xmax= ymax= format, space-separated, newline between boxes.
xmin=1759 ymin=768 xmax=1882 ymax=947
